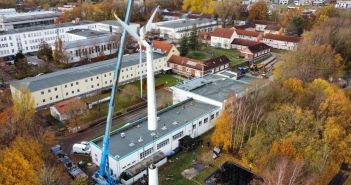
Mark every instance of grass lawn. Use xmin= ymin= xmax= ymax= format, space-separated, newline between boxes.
xmin=271 ymin=48 xmax=286 ymax=54
xmin=187 ymin=51 xmax=208 ymax=60
xmin=212 ymin=48 xmax=246 ymax=67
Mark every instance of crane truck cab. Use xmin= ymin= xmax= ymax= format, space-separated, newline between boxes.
xmin=72 ymin=142 xmax=90 ymax=155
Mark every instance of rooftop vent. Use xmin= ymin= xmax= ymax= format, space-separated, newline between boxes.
xmin=173 ymin=121 xmax=179 ymax=125
xmin=150 ymin=132 xmax=156 ymax=136
xmin=120 ymin=133 xmax=125 ymax=138
xmin=161 ymin=124 xmax=167 ymax=130
xmin=137 ymin=124 xmax=141 ymax=128
xmin=138 ymin=137 xmax=143 ymax=143
xmin=157 ymin=117 xmax=160 ymax=121
xmin=129 ymin=141 xmax=135 ymax=147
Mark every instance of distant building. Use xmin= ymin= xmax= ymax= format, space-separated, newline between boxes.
xmin=239 ymin=43 xmax=271 ymax=60
xmin=252 ymin=20 xmax=282 ymax=34
xmin=234 ymin=29 xmax=261 ymax=42
xmin=335 ymin=1 xmax=351 ymax=8
xmin=0 ymin=21 xmax=97 ymax=58
xmin=97 ymin=20 xmax=140 ymax=34
xmin=168 ymin=55 xmax=230 ymax=77
xmin=210 ymin=28 xmax=236 ymax=49
xmin=262 ymin=33 xmax=301 ymax=50
xmin=198 ymin=31 xmax=212 ymax=45
xmin=0 ymin=10 xmax=61 ymax=31
xmin=152 ymin=18 xmax=218 ymax=41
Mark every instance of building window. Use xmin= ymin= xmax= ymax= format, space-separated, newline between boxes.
xmin=42 ymin=99 xmax=45 ymax=103
xmin=41 ymin=91 xmax=44 ymax=95
xmin=91 ymin=78 xmax=93 ymax=81
xmin=173 ymin=131 xmax=184 ymax=140
xmin=96 ymin=76 xmax=99 ymax=79
xmin=49 ymin=97 xmax=52 ymax=100
xmin=77 ymin=89 xmax=80 ymax=92
xmin=193 ymin=124 xmax=196 ymax=129
xmin=54 ymin=88 xmax=57 ymax=91
xmin=65 ymin=85 xmax=67 ymax=88
xmin=56 ymin=95 xmax=59 ymax=99
xmin=76 ymin=82 xmax=79 ymax=85
xmin=140 ymin=147 xmax=154 ymax=159
xmin=157 ymin=139 xmax=169 ymax=149
xmin=48 ymin=89 xmax=51 ymax=93
xmin=204 ymin=118 xmax=208 ymax=123
xmin=216 ymin=112 xmax=219 ymax=117
xmin=91 ymin=85 xmax=94 ymax=88
xmin=72 ymin=91 xmax=74 ymax=94
xmin=199 ymin=120 xmax=202 ymax=126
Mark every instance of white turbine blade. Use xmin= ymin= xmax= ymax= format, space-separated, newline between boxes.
xmin=143 ymin=6 xmax=160 ymax=34
xmin=113 ymin=13 xmax=140 ymax=41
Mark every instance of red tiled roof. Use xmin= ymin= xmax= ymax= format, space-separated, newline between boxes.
xmin=235 ymin=29 xmax=260 ymax=37
xmin=168 ymin=55 xmax=204 ymax=70
xmin=198 ymin=32 xmax=212 ymax=41
xmin=211 ymin=27 xmax=235 ymax=39
xmin=168 ymin=55 xmax=230 ymax=71
xmin=231 ymin=38 xmax=260 ymax=46
xmin=203 ymin=55 xmax=230 ymax=71
xmin=152 ymin=40 xmax=173 ymax=54
xmin=54 ymin=98 xmax=85 ymax=115
xmin=263 ymin=33 xmax=301 ymax=43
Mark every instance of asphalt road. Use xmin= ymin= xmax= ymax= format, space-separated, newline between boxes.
xmin=57 ymin=107 xmax=147 ymax=153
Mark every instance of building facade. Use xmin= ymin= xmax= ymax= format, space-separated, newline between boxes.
xmin=262 ymin=33 xmax=301 ymax=50
xmin=0 ymin=10 xmax=61 ymax=31
xmin=10 ymin=52 xmax=168 ymax=108
xmin=240 ymin=43 xmax=271 ymax=60
xmin=0 ymin=21 xmax=97 ymax=58
xmin=152 ymin=18 xmax=218 ymax=41
xmin=210 ymin=28 xmax=236 ymax=49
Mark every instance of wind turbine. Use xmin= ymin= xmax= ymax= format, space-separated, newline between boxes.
xmin=114 ymin=5 xmax=160 ymax=185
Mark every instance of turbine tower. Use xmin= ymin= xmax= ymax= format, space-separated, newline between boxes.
xmin=114 ymin=6 xmax=160 ymax=185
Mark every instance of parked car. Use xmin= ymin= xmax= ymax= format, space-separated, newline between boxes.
xmin=72 ymin=142 xmax=90 ymax=155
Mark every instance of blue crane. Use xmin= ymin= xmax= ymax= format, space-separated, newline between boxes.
xmin=92 ymin=0 xmax=134 ymax=184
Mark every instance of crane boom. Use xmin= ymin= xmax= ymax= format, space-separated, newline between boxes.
xmin=96 ymin=0 xmax=134 ymax=184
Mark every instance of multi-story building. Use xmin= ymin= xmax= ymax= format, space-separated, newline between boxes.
xmin=152 ymin=18 xmax=218 ymax=41
xmin=90 ymin=73 xmax=268 ymax=184
xmin=262 ymin=33 xmax=301 ymax=50
xmin=168 ymin=55 xmax=230 ymax=77
xmin=9 ymin=52 xmax=168 ymax=108
xmin=96 ymin=20 xmax=140 ymax=34
xmin=0 ymin=21 xmax=97 ymax=58
xmin=0 ymin=10 xmax=61 ymax=31
xmin=56 ymin=34 xmax=120 ymax=63
xmin=239 ymin=43 xmax=271 ymax=60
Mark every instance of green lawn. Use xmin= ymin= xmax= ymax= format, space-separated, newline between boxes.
xmin=187 ymin=51 xmax=208 ymax=60
xmin=211 ymin=48 xmax=246 ymax=67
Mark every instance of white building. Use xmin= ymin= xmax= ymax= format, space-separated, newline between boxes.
xmin=152 ymin=18 xmax=218 ymax=41
xmin=97 ymin=20 xmax=140 ymax=34
xmin=0 ymin=10 xmax=61 ymax=31
xmin=10 ymin=52 xmax=169 ymax=108
xmin=335 ymin=1 xmax=351 ymax=8
xmin=55 ymin=34 xmax=120 ymax=63
xmin=0 ymin=8 xmax=16 ymax=15
xmin=0 ymin=21 xmax=97 ymax=58
xmin=262 ymin=33 xmax=301 ymax=50
xmin=210 ymin=28 xmax=236 ymax=49
xmin=89 ymin=73 xmax=268 ymax=184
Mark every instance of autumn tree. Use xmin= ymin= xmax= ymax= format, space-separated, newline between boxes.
xmin=38 ymin=42 xmax=53 ymax=63
xmin=182 ymin=0 xmax=215 ymax=14
xmin=71 ymin=177 xmax=88 ymax=185
xmin=120 ymin=84 xmax=139 ymax=103
xmin=39 ymin=166 xmax=64 ymax=185
xmin=12 ymin=86 xmax=35 ymax=134
xmin=285 ymin=16 xmax=305 ymax=36
xmin=248 ymin=0 xmax=268 ymax=21
xmin=0 ymin=148 xmax=39 ymax=185
xmin=274 ymin=44 xmax=344 ymax=83
xmin=214 ymin=0 xmax=240 ymax=27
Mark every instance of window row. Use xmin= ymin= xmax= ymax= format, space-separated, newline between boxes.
xmin=140 ymin=147 xmax=154 ymax=159
xmin=157 ymin=139 xmax=169 ymax=150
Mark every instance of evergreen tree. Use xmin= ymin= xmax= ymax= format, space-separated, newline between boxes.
xmin=188 ymin=26 xmax=199 ymax=50
xmin=179 ymin=36 xmax=189 ymax=56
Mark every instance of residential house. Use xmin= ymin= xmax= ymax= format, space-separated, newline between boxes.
xmin=50 ymin=98 xmax=86 ymax=122
xmin=252 ymin=20 xmax=282 ymax=34
xmin=262 ymin=33 xmax=301 ymax=50
xmin=198 ymin=31 xmax=212 ymax=45
xmin=335 ymin=1 xmax=351 ymax=8
xmin=168 ymin=55 xmax=230 ymax=77
xmin=231 ymin=38 xmax=260 ymax=50
xmin=210 ymin=28 xmax=236 ymax=49
xmin=234 ymin=29 xmax=261 ymax=42
xmin=239 ymin=43 xmax=271 ymax=60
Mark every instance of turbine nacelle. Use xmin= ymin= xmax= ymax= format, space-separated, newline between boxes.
xmin=113 ymin=5 xmax=159 ymax=47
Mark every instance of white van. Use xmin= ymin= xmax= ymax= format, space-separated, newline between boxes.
xmin=72 ymin=143 xmax=90 ymax=155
